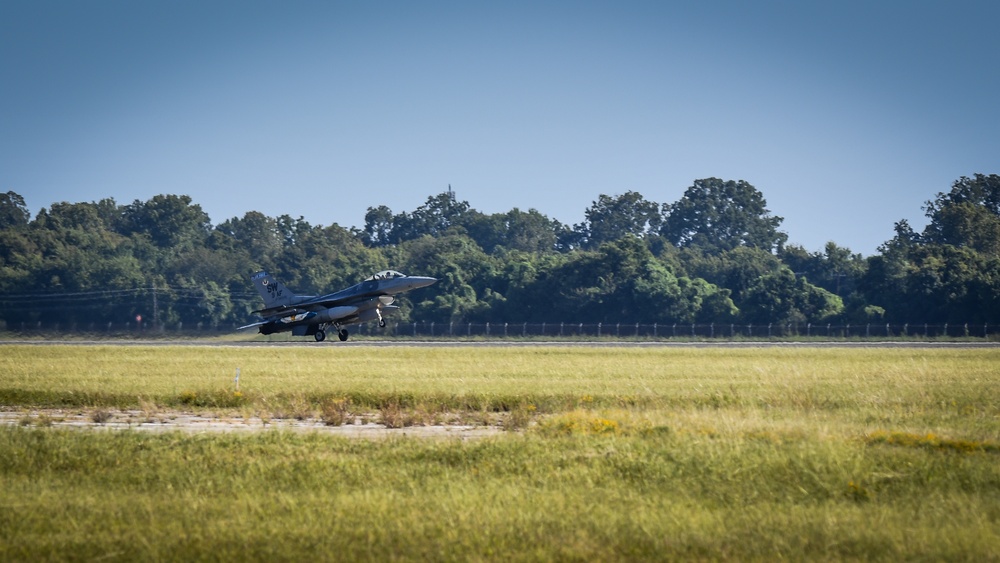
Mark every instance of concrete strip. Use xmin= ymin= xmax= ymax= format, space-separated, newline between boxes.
xmin=0 ymin=409 xmax=503 ymax=439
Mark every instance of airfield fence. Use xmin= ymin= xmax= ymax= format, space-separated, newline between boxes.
xmin=3 ymin=287 xmax=998 ymax=340
xmin=372 ymin=321 xmax=1000 ymax=340
xmin=2 ymin=319 xmax=999 ymax=341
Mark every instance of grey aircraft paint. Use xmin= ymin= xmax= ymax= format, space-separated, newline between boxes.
xmin=240 ymin=270 xmax=436 ymax=342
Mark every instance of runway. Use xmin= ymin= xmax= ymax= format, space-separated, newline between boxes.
xmin=2 ymin=339 xmax=998 ymax=348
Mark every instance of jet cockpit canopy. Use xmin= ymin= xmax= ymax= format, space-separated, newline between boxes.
xmin=367 ymin=270 xmax=407 ymax=281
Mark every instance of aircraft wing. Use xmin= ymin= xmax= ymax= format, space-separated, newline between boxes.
xmin=253 ymin=304 xmax=317 ymax=318
xmin=280 ymin=294 xmax=353 ymax=311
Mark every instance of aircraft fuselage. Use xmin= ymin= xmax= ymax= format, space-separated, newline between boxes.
xmin=243 ymin=270 xmax=436 ymax=341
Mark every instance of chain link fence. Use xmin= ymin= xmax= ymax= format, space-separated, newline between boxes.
xmin=4 ymin=287 xmax=998 ymax=340
xmin=369 ymin=321 xmax=1000 ymax=340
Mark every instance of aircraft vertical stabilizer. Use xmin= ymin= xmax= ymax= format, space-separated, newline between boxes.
xmin=251 ymin=271 xmax=295 ymax=310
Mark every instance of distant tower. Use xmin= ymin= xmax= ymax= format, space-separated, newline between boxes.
xmin=447 ymin=184 xmax=455 ymax=201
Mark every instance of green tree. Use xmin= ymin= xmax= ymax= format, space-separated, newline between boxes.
xmin=0 ymin=200 xmax=148 ymax=327
xmin=780 ymin=242 xmax=866 ymax=298
xmin=0 ymin=228 xmax=38 ymax=293
xmin=28 ymin=201 xmax=144 ymax=292
xmin=392 ymin=191 xmax=472 ymax=242
xmin=120 ymin=194 xmax=211 ymax=250
xmin=577 ymin=191 xmax=662 ymax=249
xmin=463 ymin=208 xmax=561 ymax=254
xmin=395 ymin=234 xmax=497 ymax=323
xmin=677 ymin=277 xmax=738 ymax=323
xmin=215 ymin=211 xmax=283 ymax=267
xmin=740 ymin=268 xmax=843 ymax=324
xmin=362 ymin=191 xmax=475 ymax=247
xmin=662 ymin=178 xmax=787 ymax=253
xmin=861 ymin=175 xmax=1000 ymax=323
xmin=361 ymin=205 xmax=396 ymax=247
xmin=865 ymin=242 xmax=999 ymax=324
xmin=921 ymin=174 xmax=1000 ymax=257
xmin=0 ymin=191 xmax=30 ymax=229
xmin=516 ymin=236 xmax=733 ymax=323
xmin=284 ymin=223 xmax=386 ymax=293
xmin=927 ymin=202 xmax=1000 ymax=257
xmin=682 ymin=246 xmax=784 ymax=304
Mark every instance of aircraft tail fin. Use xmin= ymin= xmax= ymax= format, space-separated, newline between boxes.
xmin=250 ymin=271 xmax=295 ymax=310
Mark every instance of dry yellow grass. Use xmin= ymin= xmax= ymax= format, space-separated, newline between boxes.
xmin=2 ymin=344 xmax=999 ymax=560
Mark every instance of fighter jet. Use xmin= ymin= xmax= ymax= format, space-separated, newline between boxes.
xmin=239 ymin=270 xmax=437 ymax=342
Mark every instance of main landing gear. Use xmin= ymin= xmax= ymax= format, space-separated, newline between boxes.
xmin=313 ymin=325 xmax=349 ymax=342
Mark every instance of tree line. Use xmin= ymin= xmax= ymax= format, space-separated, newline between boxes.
xmin=1 ymin=174 xmax=998 ymax=332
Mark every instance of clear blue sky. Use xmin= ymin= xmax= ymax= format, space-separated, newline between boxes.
xmin=3 ymin=0 xmax=997 ymax=256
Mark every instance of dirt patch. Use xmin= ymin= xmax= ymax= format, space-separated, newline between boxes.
xmin=0 ymin=409 xmax=503 ymax=440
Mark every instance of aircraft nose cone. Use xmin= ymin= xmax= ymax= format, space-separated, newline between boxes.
xmin=410 ymin=276 xmax=437 ymax=289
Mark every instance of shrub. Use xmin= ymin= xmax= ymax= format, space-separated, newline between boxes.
xmin=380 ymin=402 xmax=407 ymax=429
xmin=91 ymin=410 xmax=113 ymax=424
xmin=504 ymin=404 xmax=536 ymax=431
xmin=320 ymin=398 xmax=351 ymax=426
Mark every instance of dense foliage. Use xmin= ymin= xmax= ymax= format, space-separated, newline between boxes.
xmin=1 ymin=174 xmax=998 ymax=330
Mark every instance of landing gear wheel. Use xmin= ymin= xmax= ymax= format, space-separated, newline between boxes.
xmin=314 ymin=330 xmax=326 ymax=342
xmin=338 ymin=329 xmax=349 ymax=342
xmin=379 ymin=318 xmax=387 ymax=328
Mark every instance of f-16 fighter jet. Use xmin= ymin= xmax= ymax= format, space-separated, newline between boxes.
xmin=240 ymin=270 xmax=436 ymax=342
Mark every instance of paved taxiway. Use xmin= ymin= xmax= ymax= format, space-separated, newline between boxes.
xmin=2 ymin=339 xmax=998 ymax=348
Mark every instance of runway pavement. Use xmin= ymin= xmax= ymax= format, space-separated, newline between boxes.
xmin=2 ymin=339 xmax=998 ymax=348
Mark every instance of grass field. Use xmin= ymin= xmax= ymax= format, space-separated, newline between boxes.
xmin=2 ymin=345 xmax=999 ymax=561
